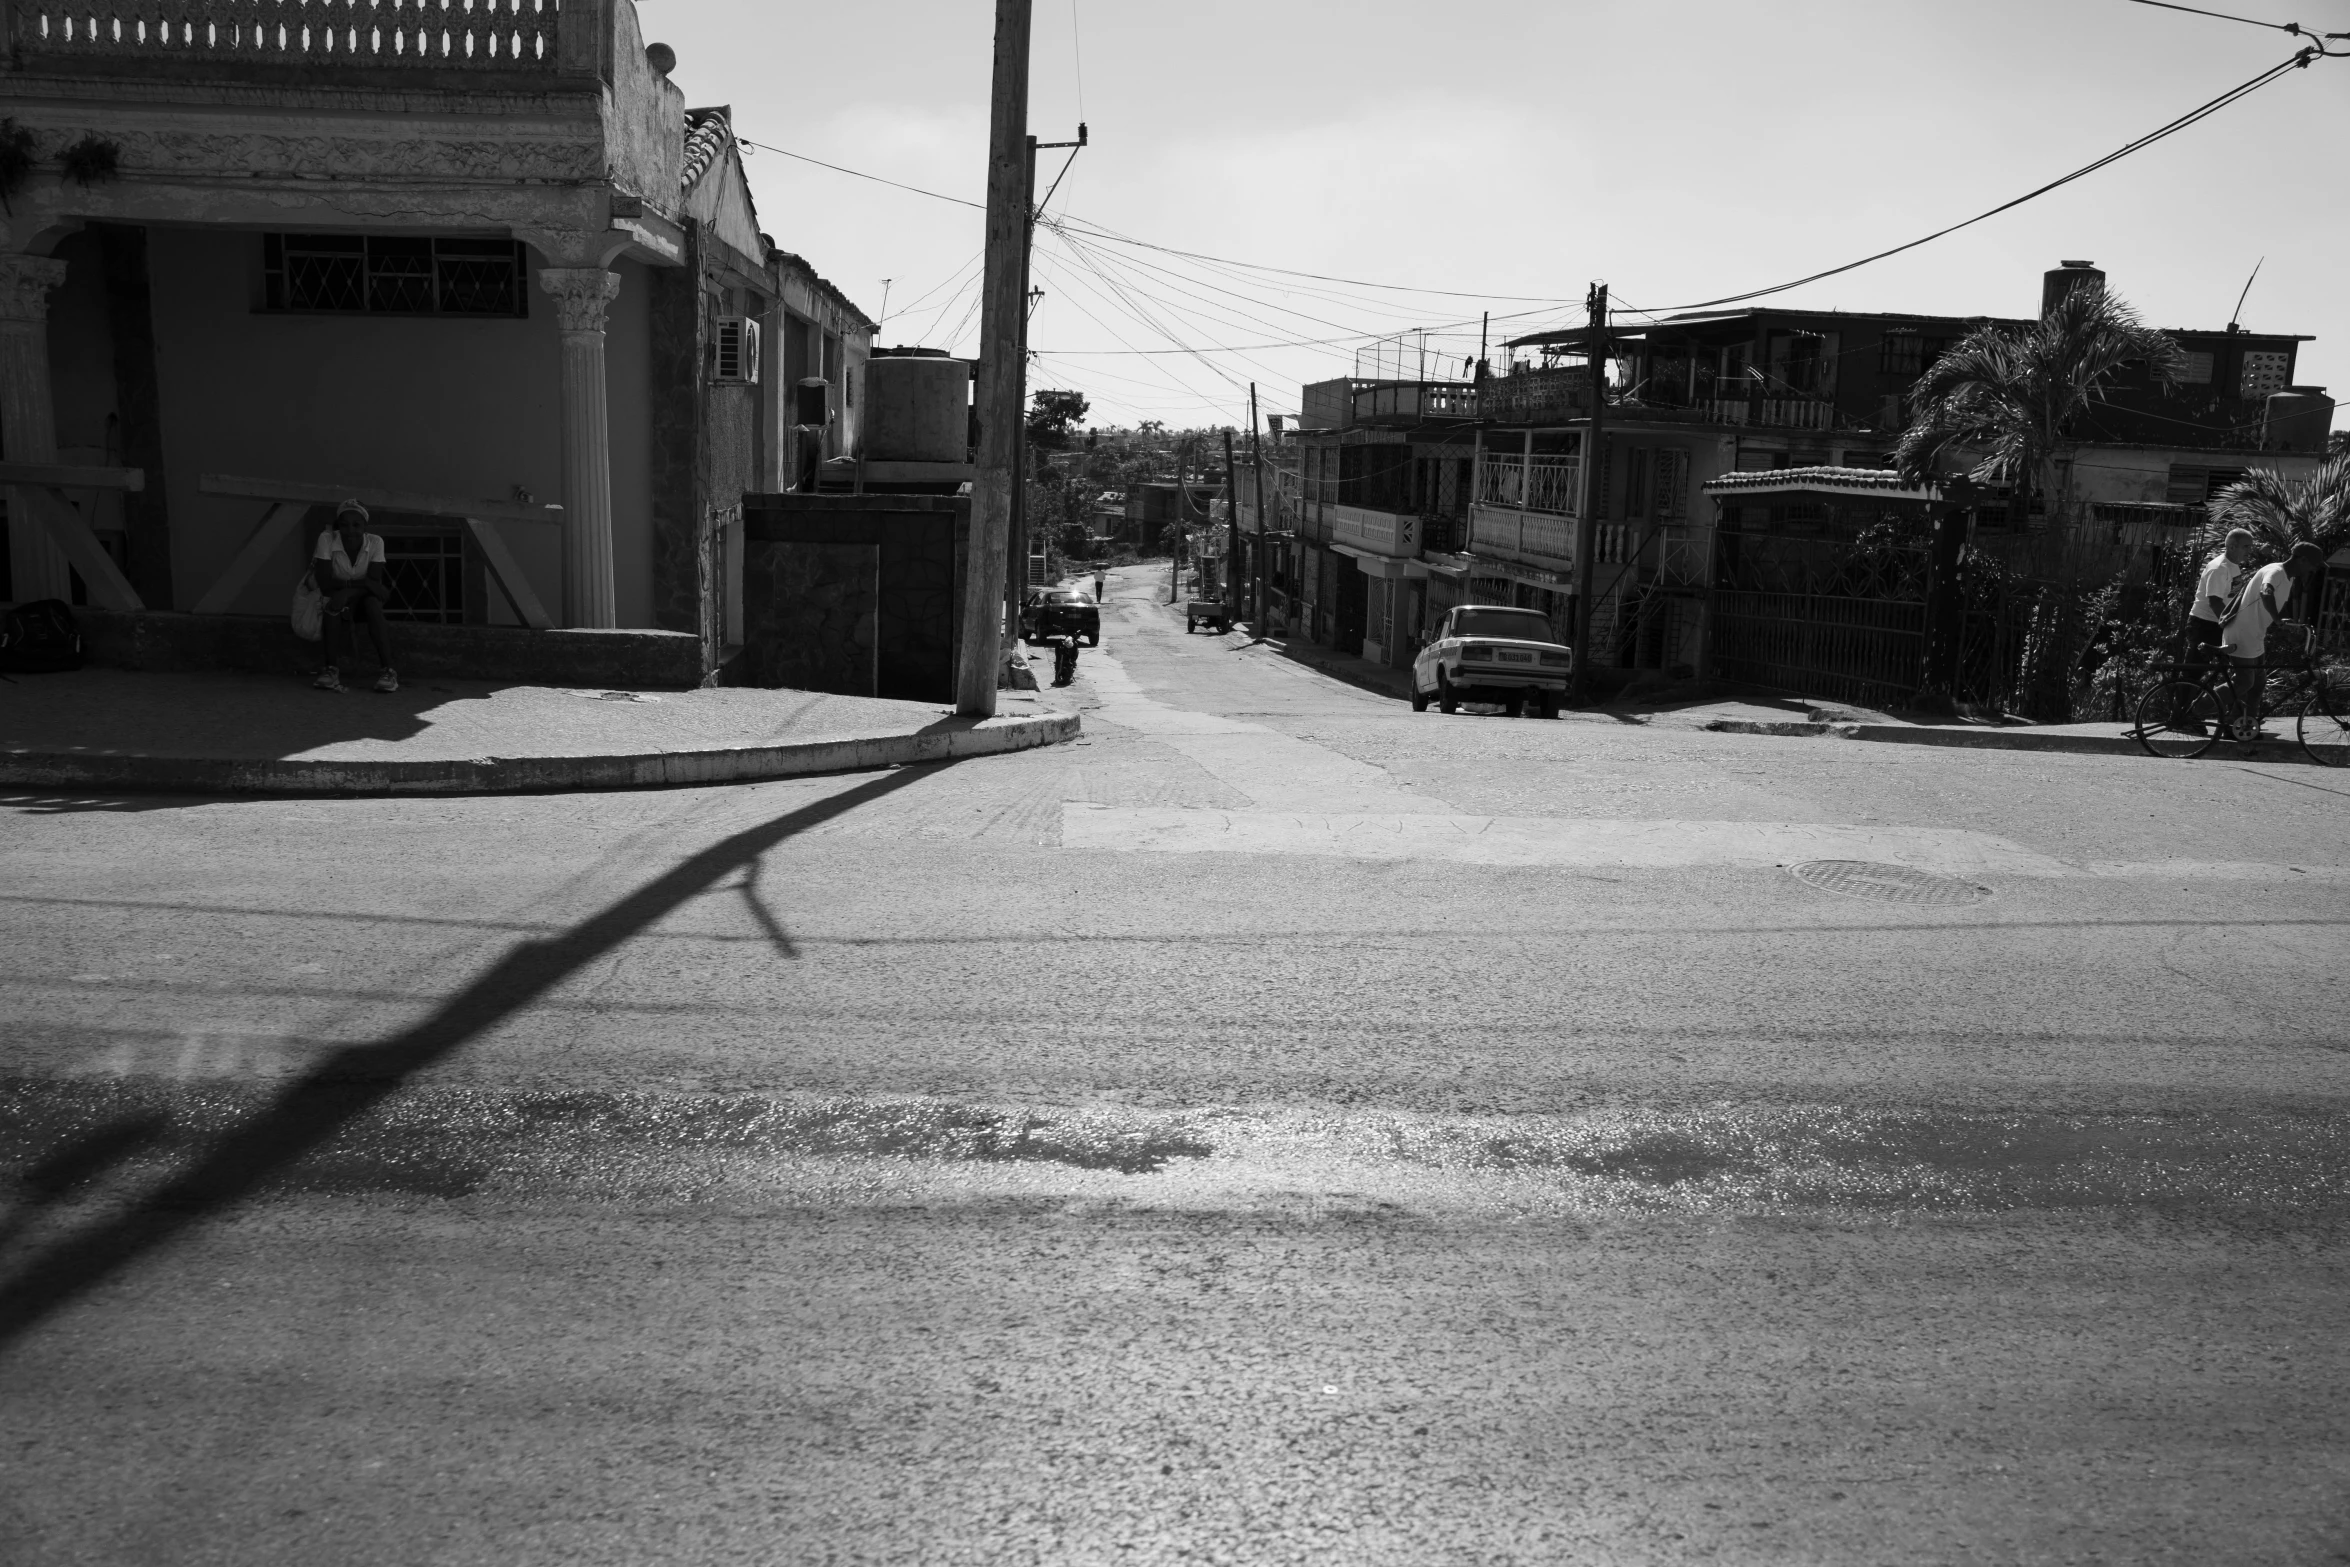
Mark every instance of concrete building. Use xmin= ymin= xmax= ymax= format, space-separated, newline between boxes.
xmin=1 ymin=0 xmax=869 ymax=680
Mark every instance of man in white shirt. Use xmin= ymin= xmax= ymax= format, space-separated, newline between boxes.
xmin=2220 ymin=541 xmax=2324 ymax=732
xmin=311 ymin=499 xmax=399 ymax=693
xmin=2185 ymin=528 xmax=2253 ymax=663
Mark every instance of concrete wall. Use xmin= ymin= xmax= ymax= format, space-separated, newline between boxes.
xmin=144 ymin=226 xmax=560 ymax=618
xmin=607 ymin=0 xmax=686 ymax=212
xmin=125 ymin=227 xmax=665 ymax=627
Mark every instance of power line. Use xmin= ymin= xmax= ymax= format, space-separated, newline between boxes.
xmin=1638 ymin=45 xmax=2326 ymax=316
xmin=735 ymin=137 xmax=984 ymax=210
xmin=2123 ymin=0 xmax=2346 ymax=37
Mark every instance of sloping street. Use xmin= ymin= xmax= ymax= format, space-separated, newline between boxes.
xmin=4 ymin=563 xmax=2348 ymax=1566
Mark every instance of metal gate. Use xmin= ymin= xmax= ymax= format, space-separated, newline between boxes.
xmin=1710 ymin=590 xmax=1924 ymax=709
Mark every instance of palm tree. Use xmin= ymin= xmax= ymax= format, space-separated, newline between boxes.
xmin=1893 ymin=286 xmax=2188 ymax=529
xmin=2209 ymin=451 xmax=2350 ymax=558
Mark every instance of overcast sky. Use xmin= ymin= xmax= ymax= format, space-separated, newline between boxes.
xmin=645 ymin=0 xmax=2349 ymax=432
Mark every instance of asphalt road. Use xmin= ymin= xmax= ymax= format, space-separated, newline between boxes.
xmin=4 ymin=563 xmax=2348 ymax=1566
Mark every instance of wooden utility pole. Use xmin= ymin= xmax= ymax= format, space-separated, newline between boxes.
xmin=1007 ymin=134 xmax=1037 ymax=618
xmin=1569 ymin=282 xmax=1607 ymax=705
xmin=1222 ymin=427 xmax=1240 ymax=619
xmin=955 ymin=0 xmax=1032 ymax=716
xmin=1249 ymin=383 xmax=1267 ymax=637
xmin=1168 ymin=438 xmax=1187 ymax=605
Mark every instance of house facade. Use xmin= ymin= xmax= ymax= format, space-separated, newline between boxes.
xmin=1 ymin=0 xmax=869 ymax=677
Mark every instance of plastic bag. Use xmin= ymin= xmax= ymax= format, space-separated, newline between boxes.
xmin=290 ymin=574 xmax=324 ymax=642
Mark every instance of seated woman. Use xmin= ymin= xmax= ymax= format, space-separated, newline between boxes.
xmin=311 ymin=499 xmax=399 ymax=693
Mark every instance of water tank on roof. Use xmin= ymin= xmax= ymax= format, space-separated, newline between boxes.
xmin=2042 ymin=260 xmax=2106 ymax=316
xmin=2263 ymin=387 xmax=2334 ymax=454
xmin=862 ymin=352 xmax=970 ymax=463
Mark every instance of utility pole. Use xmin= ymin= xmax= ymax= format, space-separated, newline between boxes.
xmin=1169 ymin=437 xmax=1187 ymax=605
xmin=1007 ymin=134 xmax=1036 ymax=618
xmin=1008 ymin=125 xmax=1084 ymax=614
xmin=954 ymin=0 xmax=1031 ymax=717
xmin=1569 ymin=281 xmax=1607 ymax=706
xmin=1249 ymin=383 xmax=1267 ymax=638
xmin=1222 ymin=426 xmax=1240 ymax=621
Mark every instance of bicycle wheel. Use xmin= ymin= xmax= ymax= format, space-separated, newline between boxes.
xmin=2132 ymin=678 xmax=2227 ymax=758
xmin=2297 ymin=682 xmax=2350 ymax=767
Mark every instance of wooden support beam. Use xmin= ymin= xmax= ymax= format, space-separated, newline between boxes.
xmin=17 ymin=486 xmax=145 ymax=610
xmin=189 ymin=502 xmax=308 ymax=616
xmin=461 ymin=517 xmax=554 ymax=631
xmin=0 ymin=461 xmax=144 ymax=492
xmin=197 ymin=474 xmax=561 ymax=528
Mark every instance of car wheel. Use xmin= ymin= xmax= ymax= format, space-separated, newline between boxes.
xmin=1537 ymin=691 xmax=1561 ymax=720
xmin=1503 ymin=693 xmax=1525 ymax=718
xmin=1437 ymin=670 xmax=1458 ymax=714
xmin=1185 ymin=619 xmax=1195 ymax=633
xmin=1410 ymin=677 xmax=1430 ymax=713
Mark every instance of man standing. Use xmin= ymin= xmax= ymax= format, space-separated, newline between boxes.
xmin=2186 ymin=528 xmax=2254 ymax=664
xmin=2220 ymin=541 xmax=2325 ymax=733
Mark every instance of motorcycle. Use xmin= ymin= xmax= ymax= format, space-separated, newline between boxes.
xmin=1049 ymin=632 xmax=1081 ymax=688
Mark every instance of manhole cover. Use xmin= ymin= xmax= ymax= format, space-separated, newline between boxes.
xmin=1789 ymin=860 xmax=1990 ymax=905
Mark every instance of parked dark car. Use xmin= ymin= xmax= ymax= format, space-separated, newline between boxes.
xmin=1020 ymin=588 xmax=1100 ymax=647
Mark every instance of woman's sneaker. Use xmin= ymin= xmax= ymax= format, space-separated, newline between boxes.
xmin=313 ymin=667 xmax=344 ymax=692
xmin=374 ymin=668 xmax=400 ymax=693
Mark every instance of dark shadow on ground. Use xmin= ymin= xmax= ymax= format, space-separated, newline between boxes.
xmin=0 ymin=755 xmax=953 ymax=1349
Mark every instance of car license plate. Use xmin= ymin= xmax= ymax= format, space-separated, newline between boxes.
xmin=1498 ymin=650 xmax=1533 ymax=662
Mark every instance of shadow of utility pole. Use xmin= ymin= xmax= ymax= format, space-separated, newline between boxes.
xmin=0 ymin=758 xmax=955 ymax=1351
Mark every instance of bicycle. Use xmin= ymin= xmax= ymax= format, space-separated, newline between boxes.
xmin=2131 ymin=627 xmax=2347 ymax=766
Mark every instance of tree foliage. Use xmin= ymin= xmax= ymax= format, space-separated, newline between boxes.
xmin=1894 ymin=287 xmax=2187 ymax=523
xmin=1026 ymin=389 xmax=1091 ymax=450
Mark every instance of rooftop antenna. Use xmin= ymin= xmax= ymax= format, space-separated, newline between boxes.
xmin=2228 ymin=257 xmax=2263 ymax=332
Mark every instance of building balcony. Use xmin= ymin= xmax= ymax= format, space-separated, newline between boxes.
xmin=1327 ymin=503 xmax=1420 ymax=558
xmin=1348 ymin=379 xmax=1479 ymax=426
xmin=1468 ymin=503 xmax=1575 ymax=566
xmin=1704 ymin=395 xmax=1839 ymax=431
xmin=1476 ymin=453 xmax=1580 ymax=516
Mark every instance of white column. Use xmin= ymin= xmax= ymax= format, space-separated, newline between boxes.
xmin=0 ymin=255 xmax=72 ymax=604
xmin=537 ymin=266 xmax=622 ymax=628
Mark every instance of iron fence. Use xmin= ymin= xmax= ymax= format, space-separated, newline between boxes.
xmin=1711 ymin=591 xmax=1924 ymax=710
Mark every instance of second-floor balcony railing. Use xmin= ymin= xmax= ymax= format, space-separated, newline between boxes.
xmin=1707 ymin=395 xmax=1838 ymax=431
xmin=1327 ymin=504 xmax=1418 ymax=558
xmin=1468 ymin=504 xmax=1574 ymax=565
xmin=15 ymin=0 xmax=579 ymax=71
xmin=1476 ymin=453 xmax=1581 ymax=516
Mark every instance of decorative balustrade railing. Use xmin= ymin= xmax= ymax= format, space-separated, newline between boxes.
xmin=1476 ymin=454 xmax=1580 ymax=516
xmin=15 ymin=0 xmax=573 ymax=69
xmin=1656 ymin=530 xmax=1708 ymax=587
xmin=1468 ymin=505 xmax=1574 ymax=565
xmin=1706 ymin=395 xmax=1839 ymax=431
xmin=1327 ymin=504 xmax=1418 ymax=558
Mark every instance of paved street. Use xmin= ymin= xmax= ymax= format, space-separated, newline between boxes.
xmin=4 ymin=562 xmax=2348 ymax=1566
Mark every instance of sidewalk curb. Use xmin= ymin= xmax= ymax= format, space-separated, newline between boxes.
xmin=1704 ymin=716 xmax=2322 ymax=762
xmin=0 ymin=712 xmax=1081 ymax=797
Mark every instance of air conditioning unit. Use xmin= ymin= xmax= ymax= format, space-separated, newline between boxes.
xmin=711 ymin=316 xmax=761 ymax=384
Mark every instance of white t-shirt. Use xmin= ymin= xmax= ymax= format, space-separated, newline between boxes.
xmin=2220 ymin=561 xmax=2293 ymax=659
xmin=314 ymin=529 xmax=386 ymax=581
xmin=2191 ymin=552 xmax=2245 ymax=623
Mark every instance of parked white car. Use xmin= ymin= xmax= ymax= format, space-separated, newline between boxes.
xmin=1410 ymin=604 xmax=1573 ymax=718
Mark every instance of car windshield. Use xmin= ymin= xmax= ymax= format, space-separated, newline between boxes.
xmin=1453 ymin=608 xmax=1553 ymax=641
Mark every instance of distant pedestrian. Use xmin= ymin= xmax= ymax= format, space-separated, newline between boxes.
xmin=2185 ymin=528 xmax=2253 ymax=664
xmin=312 ymin=500 xmax=399 ymax=693
xmin=1093 ymin=569 xmax=1106 ymax=601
